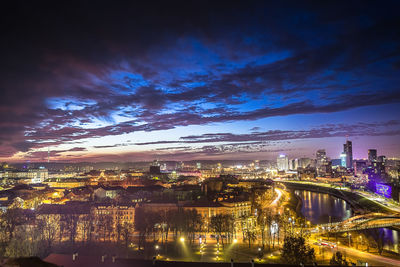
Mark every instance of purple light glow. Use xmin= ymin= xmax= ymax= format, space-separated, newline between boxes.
xmin=375 ymin=183 xmax=392 ymax=198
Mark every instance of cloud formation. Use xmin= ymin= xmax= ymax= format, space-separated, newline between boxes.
xmin=1 ymin=1 xmax=400 ymax=161
xmin=135 ymin=121 xmax=400 ymax=145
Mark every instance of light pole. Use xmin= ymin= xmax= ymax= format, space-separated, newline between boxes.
xmin=180 ymin=237 xmax=185 ymax=259
xmin=348 ymin=233 xmax=351 ymax=247
xmin=200 ymin=237 xmax=204 ymax=261
xmin=233 ymin=239 xmax=238 ymax=260
xmin=155 ymin=245 xmax=159 ymax=259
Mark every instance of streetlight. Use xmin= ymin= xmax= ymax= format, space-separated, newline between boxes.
xmin=233 ymin=238 xmax=238 ymax=259
xmin=258 ymin=247 xmax=263 ymax=260
xmin=154 ymin=245 xmax=160 ymax=259
xmin=180 ymin=237 xmax=185 ymax=242
xmin=348 ymin=233 xmax=351 ymax=247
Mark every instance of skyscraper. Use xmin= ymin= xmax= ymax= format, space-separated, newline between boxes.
xmin=277 ymin=154 xmax=289 ymax=171
xmin=316 ymin=149 xmax=328 ymax=176
xmin=368 ymin=149 xmax=377 ymax=164
xmin=343 ymin=140 xmax=353 ymax=168
xmin=316 ymin=149 xmax=327 ymax=167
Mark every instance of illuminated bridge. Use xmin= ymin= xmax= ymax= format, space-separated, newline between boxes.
xmin=315 ymin=213 xmax=400 ymax=233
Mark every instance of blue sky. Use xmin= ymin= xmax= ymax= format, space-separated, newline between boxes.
xmin=1 ymin=1 xmax=400 ymax=162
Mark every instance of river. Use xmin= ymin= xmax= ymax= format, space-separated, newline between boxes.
xmin=295 ymin=189 xmax=399 ymax=253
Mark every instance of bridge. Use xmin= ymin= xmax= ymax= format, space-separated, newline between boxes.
xmin=315 ymin=213 xmax=400 ymax=233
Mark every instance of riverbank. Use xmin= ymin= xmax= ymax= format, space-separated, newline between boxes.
xmin=283 ymin=189 xmax=304 ymax=219
xmin=281 ymin=181 xmax=393 ymax=214
xmin=290 ymin=185 xmax=400 ymax=264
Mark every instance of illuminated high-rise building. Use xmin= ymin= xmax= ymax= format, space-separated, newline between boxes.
xmin=343 ymin=140 xmax=353 ymax=168
xmin=277 ymin=154 xmax=289 ymax=171
xmin=316 ymin=149 xmax=331 ymax=176
xmin=298 ymin=158 xmax=312 ymax=168
xmin=368 ymin=149 xmax=377 ymax=165
xmin=316 ymin=149 xmax=327 ymax=168
xmin=289 ymin=159 xmax=298 ymax=170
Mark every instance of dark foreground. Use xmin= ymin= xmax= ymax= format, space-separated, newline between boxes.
xmin=41 ymin=254 xmax=382 ymax=267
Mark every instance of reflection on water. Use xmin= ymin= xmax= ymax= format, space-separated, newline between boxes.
xmin=382 ymin=228 xmax=399 ymax=253
xmin=295 ymin=190 xmax=353 ymax=224
xmin=295 ymin=189 xmax=400 ymax=253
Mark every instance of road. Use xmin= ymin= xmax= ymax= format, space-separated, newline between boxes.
xmin=355 ymin=190 xmax=400 ymax=213
xmin=338 ymin=243 xmax=400 ymax=267
xmin=309 ymin=237 xmax=400 ymax=266
xmin=271 ymin=188 xmax=283 ymax=206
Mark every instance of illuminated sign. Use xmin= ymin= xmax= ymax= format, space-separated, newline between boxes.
xmin=375 ymin=183 xmax=392 ymax=198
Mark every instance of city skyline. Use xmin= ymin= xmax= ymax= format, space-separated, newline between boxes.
xmin=1 ymin=2 xmax=400 ymax=266
xmin=1 ymin=1 xmax=400 ymax=162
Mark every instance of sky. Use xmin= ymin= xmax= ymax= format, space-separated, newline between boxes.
xmin=1 ymin=0 xmax=400 ymax=162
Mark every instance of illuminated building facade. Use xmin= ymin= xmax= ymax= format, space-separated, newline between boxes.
xmin=277 ymin=155 xmax=289 ymax=171
xmin=368 ymin=149 xmax=377 ymax=165
xmin=343 ymin=140 xmax=353 ymax=168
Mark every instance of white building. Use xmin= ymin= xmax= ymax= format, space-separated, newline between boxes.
xmin=277 ymin=155 xmax=289 ymax=171
xmin=27 ymin=168 xmax=48 ymax=184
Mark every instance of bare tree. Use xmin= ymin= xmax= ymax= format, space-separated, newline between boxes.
xmin=80 ymin=213 xmax=94 ymax=244
xmin=210 ymin=214 xmax=233 ymax=247
xmin=105 ymin=214 xmax=114 ymax=242
xmin=61 ymin=214 xmax=80 ymax=245
xmin=36 ymin=214 xmax=59 ymax=251
xmin=210 ymin=214 xmax=224 ymax=246
xmin=121 ymin=222 xmax=134 ymax=248
xmin=134 ymin=208 xmax=147 ymax=250
xmin=1 ymin=208 xmax=27 ymax=241
xmin=240 ymin=215 xmax=256 ymax=248
xmin=186 ymin=209 xmax=202 ymax=244
xmin=147 ymin=212 xmax=161 ymax=243
xmin=274 ymin=213 xmax=282 ymax=246
xmin=257 ymin=209 xmax=268 ymax=249
xmin=5 ymin=224 xmax=45 ymax=258
xmin=115 ymin=212 xmax=123 ymax=243
xmin=265 ymin=209 xmax=274 ymax=249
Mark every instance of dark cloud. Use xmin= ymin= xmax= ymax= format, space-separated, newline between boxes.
xmin=25 ymin=147 xmax=87 ymax=160
xmin=92 ymin=143 xmax=132 ymax=149
xmin=1 ymin=1 xmax=400 ymax=160
xmin=250 ymin=127 xmax=261 ymax=132
xmin=136 ymin=121 xmax=400 ymax=145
